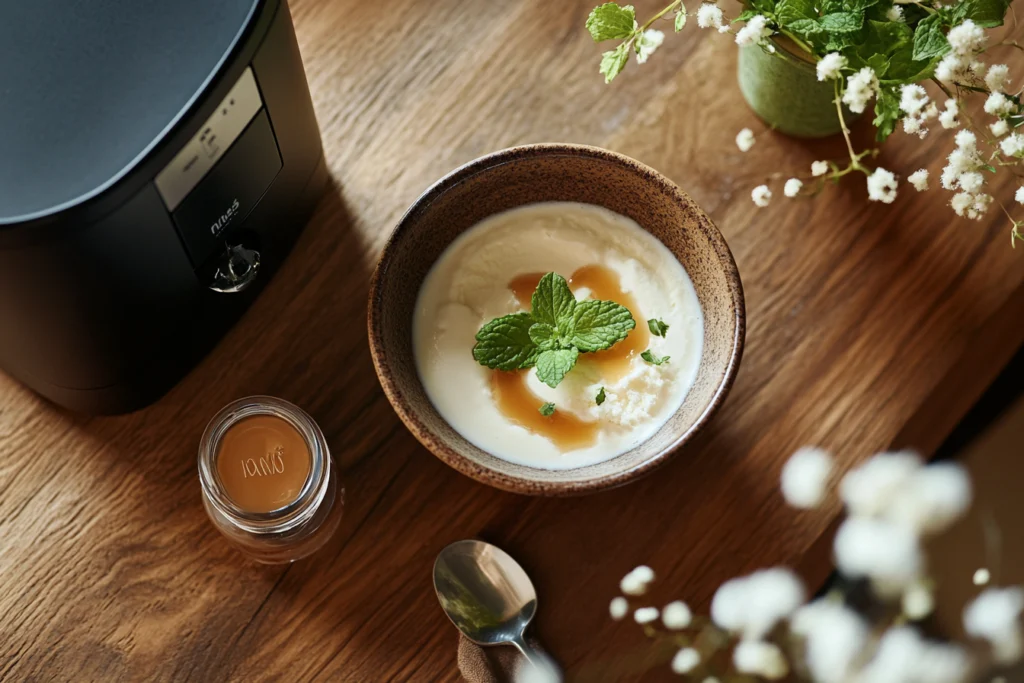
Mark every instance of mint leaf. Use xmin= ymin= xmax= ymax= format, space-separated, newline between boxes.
xmin=912 ymin=13 xmax=949 ymax=61
xmin=539 ymin=402 xmax=556 ymax=417
xmin=843 ymin=0 xmax=879 ymax=11
xmin=788 ymin=18 xmax=824 ymax=36
xmin=600 ymin=45 xmax=631 ymax=83
xmin=819 ymin=11 xmax=863 ymax=32
xmin=733 ymin=9 xmax=759 ymax=21
xmin=571 ymin=300 xmax=635 ymax=352
xmin=647 ymin=318 xmax=670 ymax=337
xmin=776 ymin=0 xmax=818 ymax=26
xmin=473 ymin=313 xmax=539 ymax=370
xmin=586 ymin=3 xmax=638 ymax=41
xmin=953 ymin=0 xmax=1011 ymax=27
xmin=528 ymin=322 xmax=559 ymax=350
xmin=641 ymin=350 xmax=670 ymax=365
xmin=596 ymin=387 xmax=606 ymax=405
xmin=872 ymin=85 xmax=900 ymax=142
xmin=865 ymin=53 xmax=890 ymax=78
xmin=675 ymin=7 xmax=687 ymax=31
xmin=535 ymin=348 xmax=580 ymax=388
xmin=531 ymin=272 xmax=577 ymax=336
xmin=857 ymin=19 xmax=912 ymax=61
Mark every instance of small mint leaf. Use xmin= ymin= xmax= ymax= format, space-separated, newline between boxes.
xmin=571 ymin=300 xmax=635 ymax=352
xmin=819 ymin=11 xmax=863 ymax=32
xmin=600 ymin=43 xmax=631 ymax=83
xmin=531 ymin=273 xmax=577 ymax=334
xmin=912 ymin=13 xmax=949 ymax=61
xmin=529 ymin=323 xmax=558 ymax=350
xmin=641 ymin=349 xmax=671 ymax=365
xmin=473 ymin=313 xmax=539 ymax=370
xmin=953 ymin=0 xmax=1011 ymax=28
xmin=675 ymin=7 xmax=687 ymax=31
xmin=535 ymin=348 xmax=580 ymax=388
xmin=586 ymin=3 xmax=638 ymax=42
xmin=539 ymin=402 xmax=556 ymax=417
xmin=733 ymin=9 xmax=759 ymax=21
xmin=647 ymin=318 xmax=670 ymax=337
xmin=776 ymin=0 xmax=817 ymax=26
xmin=596 ymin=387 xmax=606 ymax=405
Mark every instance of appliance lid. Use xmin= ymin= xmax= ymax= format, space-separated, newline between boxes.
xmin=0 ymin=0 xmax=262 ymax=224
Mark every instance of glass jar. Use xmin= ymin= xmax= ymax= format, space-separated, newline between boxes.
xmin=198 ymin=396 xmax=343 ymax=564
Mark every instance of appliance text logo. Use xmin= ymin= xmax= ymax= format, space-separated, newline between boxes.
xmin=210 ymin=198 xmax=241 ymax=236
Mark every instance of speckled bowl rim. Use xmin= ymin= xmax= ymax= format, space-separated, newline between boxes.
xmin=367 ymin=144 xmax=745 ymax=496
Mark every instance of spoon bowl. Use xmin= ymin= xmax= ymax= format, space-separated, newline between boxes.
xmin=433 ymin=539 xmax=544 ymax=667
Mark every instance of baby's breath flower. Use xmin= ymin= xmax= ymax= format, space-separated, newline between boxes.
xmin=886 ymin=5 xmax=904 ymax=21
xmin=609 ymin=596 xmax=629 ymax=620
xmin=948 ymin=20 xmax=987 ymax=56
xmin=811 ymin=160 xmax=830 ymax=177
xmin=634 ymin=606 xmax=660 ymax=624
xmin=899 ymin=84 xmax=929 ymax=115
xmin=857 ymin=627 xmax=970 ymax=683
xmin=991 ymin=120 xmax=1010 ymax=138
xmin=902 ymin=581 xmax=935 ymax=620
xmin=834 ymin=517 xmax=923 ymax=589
xmin=620 ymin=565 xmax=655 ymax=595
xmin=736 ymin=128 xmax=755 ymax=152
xmin=985 ymin=92 xmax=1014 ymax=116
xmin=842 ymin=68 xmax=879 ymax=114
xmin=970 ymin=193 xmax=993 ymax=219
xmin=662 ymin=600 xmax=692 ymax=629
xmin=936 ymin=54 xmax=982 ymax=86
xmin=636 ymin=29 xmax=665 ymax=64
xmin=791 ymin=601 xmax=869 ymax=682
xmin=735 ymin=15 xmax=772 ymax=49
xmin=939 ymin=99 xmax=960 ymax=129
xmin=951 ymin=191 xmax=974 ymax=217
xmin=986 ymin=63 xmax=1011 ymax=93
xmin=959 ymin=171 xmax=984 ymax=194
xmin=711 ymin=568 xmax=805 ymax=640
xmin=964 ymin=587 xmax=1024 ymax=664
xmin=671 ymin=647 xmax=701 ymax=674
xmin=696 ymin=3 xmax=724 ymax=30
xmin=902 ymin=116 xmax=927 ymax=138
xmin=1001 ymin=132 xmax=1024 ymax=157
xmin=751 ymin=184 xmax=772 ymax=207
xmin=909 ymin=169 xmax=929 ymax=192
xmin=975 ymin=568 xmax=993 ymax=585
xmin=733 ymin=641 xmax=788 ymax=680
xmin=956 ymin=129 xmax=977 ymax=150
xmin=781 ymin=447 xmax=832 ymax=508
xmin=783 ymin=178 xmax=803 ymax=198
xmin=866 ymin=167 xmax=898 ymax=203
xmin=816 ymin=52 xmax=847 ymax=82
xmin=841 ymin=451 xmax=922 ymax=516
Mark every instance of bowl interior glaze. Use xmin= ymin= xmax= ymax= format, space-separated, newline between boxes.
xmin=368 ymin=144 xmax=744 ymax=495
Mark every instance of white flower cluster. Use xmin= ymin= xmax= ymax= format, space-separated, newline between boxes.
xmin=735 ymin=15 xmax=774 ymax=52
xmin=866 ymin=167 xmax=898 ymax=204
xmin=736 ymin=127 xmax=755 ymax=152
xmin=964 ymin=587 xmax=1024 ymax=664
xmin=696 ymin=3 xmax=727 ymax=32
xmin=780 ymin=446 xmax=832 ymax=508
xmin=635 ymin=29 xmax=665 ymax=64
xmin=939 ymin=99 xmax=960 ymax=130
xmin=752 ymin=184 xmax=772 ymax=208
xmin=841 ymin=67 xmax=879 ymax=114
xmin=941 ymin=131 xmax=992 ymax=220
xmin=899 ymin=84 xmax=938 ymax=139
xmin=816 ymin=52 xmax=846 ymax=82
xmin=936 ymin=20 xmax=987 ymax=86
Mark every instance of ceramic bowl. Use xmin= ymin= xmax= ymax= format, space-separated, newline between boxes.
xmin=368 ymin=144 xmax=744 ymax=496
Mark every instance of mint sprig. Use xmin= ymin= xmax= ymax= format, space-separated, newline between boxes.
xmin=641 ymin=349 xmax=671 ymax=365
xmin=472 ymin=272 xmax=636 ymax=388
xmin=647 ymin=318 xmax=670 ymax=337
xmin=539 ymin=402 xmax=556 ymax=417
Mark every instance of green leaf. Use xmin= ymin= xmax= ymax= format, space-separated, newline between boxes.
xmin=600 ymin=44 xmax=631 ymax=83
xmin=586 ymin=3 xmax=638 ymax=41
xmin=912 ymin=13 xmax=949 ymax=61
xmin=825 ymin=32 xmax=857 ymax=50
xmin=858 ymin=19 xmax=912 ymax=60
xmin=864 ymin=53 xmax=890 ymax=78
xmin=641 ymin=350 xmax=671 ymax=365
xmin=539 ymin=402 xmax=556 ymax=417
xmin=882 ymin=47 xmax=936 ymax=83
xmin=647 ymin=318 xmax=670 ymax=337
xmin=776 ymin=0 xmax=817 ymax=25
xmin=531 ymin=273 xmax=577 ymax=336
xmin=733 ymin=9 xmax=759 ymax=21
xmin=570 ymin=300 xmax=635 ymax=352
xmin=952 ymin=0 xmax=1011 ymax=28
xmin=535 ymin=348 xmax=579 ymax=388
xmin=473 ymin=313 xmax=539 ymax=370
xmin=749 ymin=0 xmax=778 ymax=14
xmin=675 ymin=6 xmax=687 ymax=31
xmin=872 ymin=85 xmax=900 ymax=142
xmin=528 ymin=322 xmax=559 ymax=350
xmin=595 ymin=387 xmax=606 ymax=405
xmin=788 ymin=18 xmax=824 ymax=36
xmin=843 ymin=0 xmax=879 ymax=11
xmin=819 ymin=11 xmax=863 ymax=32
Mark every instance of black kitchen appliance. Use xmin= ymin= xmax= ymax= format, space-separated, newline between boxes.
xmin=0 ymin=0 xmax=327 ymax=413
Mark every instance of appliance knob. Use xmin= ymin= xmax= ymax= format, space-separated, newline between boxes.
xmin=209 ymin=244 xmax=261 ymax=293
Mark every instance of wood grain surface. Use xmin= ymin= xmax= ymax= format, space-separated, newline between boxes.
xmin=3 ymin=1 xmax=1024 ymax=681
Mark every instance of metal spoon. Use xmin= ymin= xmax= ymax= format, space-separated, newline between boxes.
xmin=433 ymin=539 xmax=549 ymax=672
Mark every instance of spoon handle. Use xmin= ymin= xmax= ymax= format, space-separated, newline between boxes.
xmin=510 ymin=633 xmax=560 ymax=680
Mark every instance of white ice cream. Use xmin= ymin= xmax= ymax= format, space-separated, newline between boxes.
xmin=413 ymin=202 xmax=703 ymax=470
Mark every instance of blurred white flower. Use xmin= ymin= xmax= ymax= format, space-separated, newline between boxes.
xmin=733 ymin=641 xmax=788 ymax=680
xmin=842 ymin=68 xmax=879 ymax=114
xmin=964 ymin=586 xmax=1024 ymax=664
xmin=636 ymin=29 xmax=665 ymax=64
xmin=791 ymin=600 xmax=869 ymax=683
xmin=969 ymin=193 xmax=993 ymax=220
xmin=735 ymin=15 xmax=772 ymax=49
xmin=855 ymin=626 xmax=971 ymax=683
xmin=975 ymin=568 xmax=992 ymax=585
xmin=811 ymin=160 xmax=830 ymax=177
xmin=991 ymin=119 xmax=1010 ymax=137
xmin=866 ymin=167 xmax=898 ymax=204
xmin=783 ymin=178 xmax=804 ymax=198
xmin=1001 ymin=132 xmax=1024 ymax=157
xmin=752 ymin=185 xmax=772 ymax=207
xmin=609 ymin=596 xmax=629 ymax=620
xmin=948 ymin=20 xmax=987 ymax=56
xmin=671 ymin=647 xmax=701 ymax=674
xmin=900 ymin=84 xmax=930 ymax=115
xmin=711 ymin=567 xmax=805 ymax=640
xmin=817 ymin=52 xmax=847 ymax=81
xmin=986 ymin=63 xmax=1010 ymax=93
xmin=662 ymin=600 xmax=693 ymax=629
xmin=780 ymin=447 xmax=832 ymax=508
xmin=634 ymin=606 xmax=660 ymax=624
xmin=840 ymin=451 xmax=922 ymax=517
xmin=702 ymin=678 xmax=721 ymax=683
xmin=736 ymin=128 xmax=755 ymax=152
xmin=985 ymin=92 xmax=1014 ymax=116
xmin=939 ymin=99 xmax=960 ymax=129
xmin=1016 ymin=187 xmax=1024 ymax=205
xmin=909 ymin=169 xmax=929 ymax=192
xmin=834 ymin=517 xmax=923 ymax=590
xmin=696 ymin=3 xmax=724 ymax=30
xmin=886 ymin=5 xmax=904 ymax=21
xmin=902 ymin=581 xmax=935 ymax=620
xmin=885 ymin=462 xmax=972 ymax=535
xmin=620 ymin=565 xmax=655 ymax=595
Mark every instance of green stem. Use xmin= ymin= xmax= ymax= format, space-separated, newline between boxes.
xmin=640 ymin=0 xmax=683 ymax=32
xmin=779 ymin=28 xmax=815 ymax=54
xmin=833 ymin=80 xmax=865 ymax=172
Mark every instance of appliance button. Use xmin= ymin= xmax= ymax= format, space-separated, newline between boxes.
xmin=170 ymin=109 xmax=282 ymax=267
xmin=209 ymin=244 xmax=261 ymax=293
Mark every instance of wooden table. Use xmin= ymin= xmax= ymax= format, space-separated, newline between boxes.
xmin=4 ymin=1 xmax=1024 ymax=680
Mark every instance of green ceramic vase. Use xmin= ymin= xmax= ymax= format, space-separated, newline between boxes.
xmin=737 ymin=42 xmax=851 ymax=138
